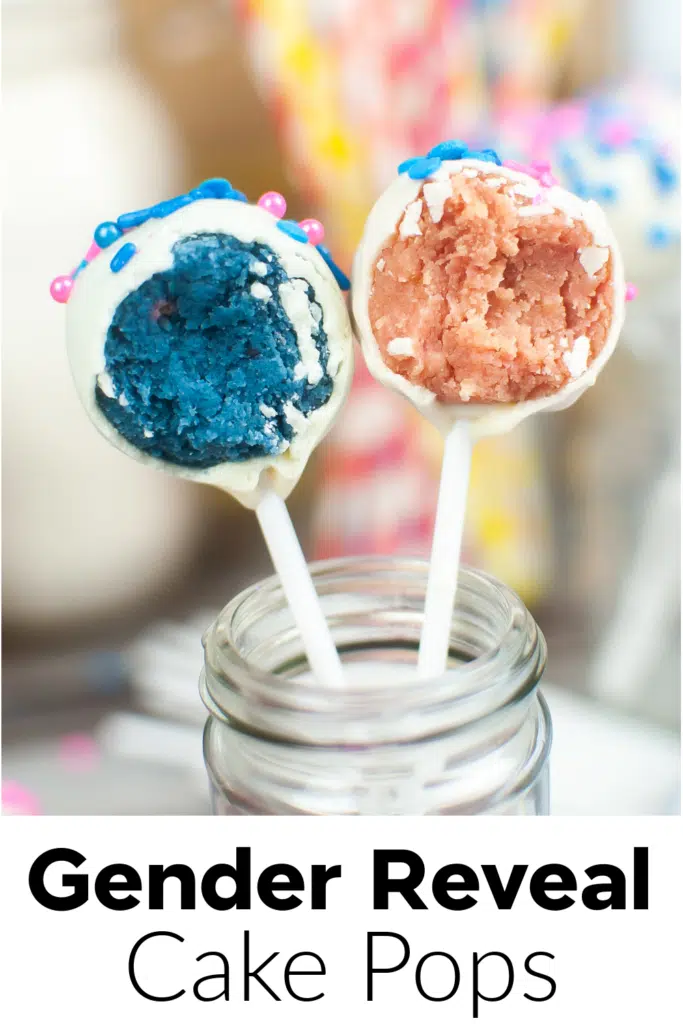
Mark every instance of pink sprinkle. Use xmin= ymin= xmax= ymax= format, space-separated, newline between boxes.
xmin=601 ymin=119 xmax=635 ymax=147
xmin=2 ymin=780 xmax=42 ymax=815
xmin=59 ymin=733 xmax=100 ymax=772
xmin=298 ymin=218 xmax=325 ymax=245
xmin=257 ymin=191 xmax=287 ymax=219
xmin=531 ymin=160 xmax=558 ymax=187
xmin=625 ymin=283 xmax=638 ymax=302
xmin=544 ymin=103 xmax=585 ymax=142
xmin=49 ymin=274 xmax=73 ymax=304
xmin=84 ymin=241 xmax=102 ymax=263
xmin=504 ymin=158 xmax=557 ymax=189
xmin=503 ymin=158 xmax=531 ymax=175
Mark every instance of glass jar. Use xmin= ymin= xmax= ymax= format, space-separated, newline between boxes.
xmin=200 ymin=557 xmax=550 ymax=815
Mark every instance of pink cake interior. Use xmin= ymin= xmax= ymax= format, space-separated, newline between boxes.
xmin=368 ymin=171 xmax=614 ymax=403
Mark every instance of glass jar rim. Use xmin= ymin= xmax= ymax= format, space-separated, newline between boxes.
xmin=201 ymin=556 xmax=547 ymax=738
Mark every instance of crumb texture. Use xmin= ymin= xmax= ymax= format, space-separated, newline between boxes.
xmin=369 ymin=172 xmax=614 ymax=403
xmin=96 ymin=233 xmax=333 ymax=466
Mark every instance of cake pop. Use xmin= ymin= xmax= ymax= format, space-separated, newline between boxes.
xmin=52 ymin=179 xmax=354 ymax=685
xmin=352 ymin=141 xmax=627 ymax=677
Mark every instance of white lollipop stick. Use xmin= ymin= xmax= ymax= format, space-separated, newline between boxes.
xmin=255 ymin=489 xmax=345 ymax=687
xmin=417 ymin=420 xmax=473 ymax=679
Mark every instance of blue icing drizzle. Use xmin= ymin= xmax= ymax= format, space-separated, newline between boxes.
xmin=115 ymin=185 xmax=248 ymax=234
xmin=117 ymin=208 xmax=155 ymax=231
xmin=96 ymin=233 xmax=333 ymax=467
xmin=277 ymin=219 xmax=309 ymax=243
xmin=316 ymin=244 xmax=350 ymax=291
xmin=151 ymin=194 xmax=195 ymax=218
xmin=110 ymin=243 xmax=137 ymax=273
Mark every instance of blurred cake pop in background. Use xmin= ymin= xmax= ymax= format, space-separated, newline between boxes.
xmin=493 ymin=85 xmax=680 ymax=300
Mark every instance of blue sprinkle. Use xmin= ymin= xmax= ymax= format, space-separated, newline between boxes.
xmin=595 ymin=183 xmax=618 ymax=203
xmin=110 ymin=242 xmax=137 ymax=273
xmin=316 ymin=245 xmax=350 ymax=291
xmin=407 ymin=156 xmax=442 ymax=179
xmin=197 ymin=177 xmax=234 ymax=198
xmin=277 ymin=219 xmax=309 ymax=243
xmin=397 ymin=156 xmax=421 ymax=174
xmin=427 ymin=139 xmax=469 ymax=160
xmin=117 ymin=208 xmax=154 ymax=231
xmin=593 ymin=141 xmax=615 ymax=157
xmin=467 ymin=149 xmax=500 ymax=164
xmin=648 ymin=224 xmax=673 ymax=248
xmin=557 ymin=146 xmax=580 ymax=171
xmin=94 ymin=221 xmax=123 ymax=249
xmin=653 ymin=156 xmax=678 ymax=193
xmin=573 ymin=181 xmax=591 ymax=200
xmin=477 ymin=148 xmax=502 ymax=165
xmin=151 ymin=194 xmax=195 ymax=218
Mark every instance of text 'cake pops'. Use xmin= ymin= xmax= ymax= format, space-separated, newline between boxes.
xmin=53 ymin=179 xmax=353 ymax=508
xmin=352 ymin=141 xmax=627 ymax=437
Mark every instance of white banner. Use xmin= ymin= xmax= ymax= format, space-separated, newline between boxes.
xmin=0 ymin=816 xmax=681 ymax=1021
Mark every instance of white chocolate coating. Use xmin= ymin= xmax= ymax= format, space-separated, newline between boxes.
xmin=66 ymin=198 xmax=354 ymax=508
xmin=352 ymin=158 xmax=625 ymax=438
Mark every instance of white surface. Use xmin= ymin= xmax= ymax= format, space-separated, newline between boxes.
xmin=417 ymin=421 xmax=473 ymax=678
xmin=352 ymin=158 xmax=625 ymax=439
xmin=544 ymin=683 xmax=680 ymax=815
xmin=256 ymin=491 xmax=345 ymax=687
xmin=96 ymin=711 xmax=206 ymax=788
xmin=66 ymin=197 xmax=354 ymax=509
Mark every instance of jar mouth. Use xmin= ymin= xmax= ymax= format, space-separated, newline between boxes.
xmin=201 ymin=556 xmax=547 ymax=745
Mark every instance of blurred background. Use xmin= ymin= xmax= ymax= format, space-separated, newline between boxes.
xmin=2 ymin=0 xmax=680 ymax=815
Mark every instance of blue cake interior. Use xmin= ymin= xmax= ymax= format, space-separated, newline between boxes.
xmin=95 ymin=233 xmax=333 ymax=467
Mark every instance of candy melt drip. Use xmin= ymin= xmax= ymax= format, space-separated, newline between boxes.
xmin=50 ymin=181 xmax=349 ymax=303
